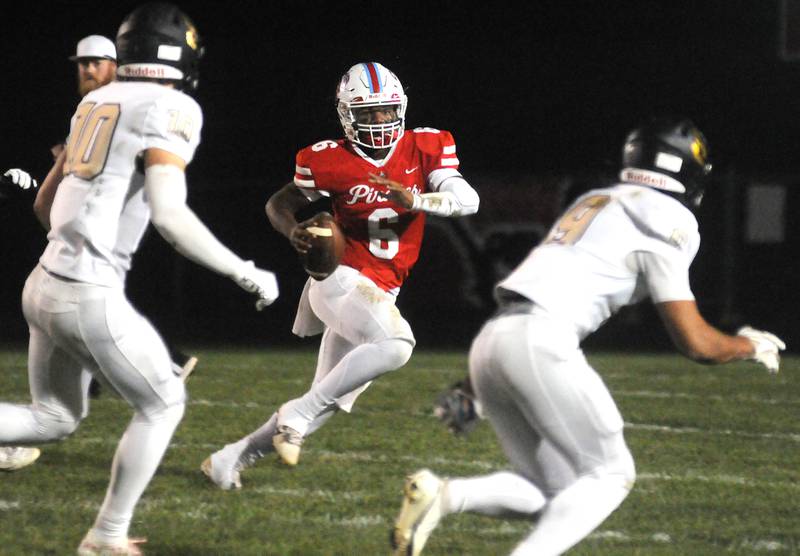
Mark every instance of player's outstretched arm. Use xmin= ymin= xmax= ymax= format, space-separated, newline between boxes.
xmin=369 ymin=170 xmax=479 ymax=217
xmin=144 ymin=148 xmax=278 ymax=308
xmin=655 ymin=300 xmax=785 ymax=372
xmin=265 ymin=182 xmax=315 ymax=254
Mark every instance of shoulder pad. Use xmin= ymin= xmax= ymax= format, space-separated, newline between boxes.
xmin=409 ymin=128 xmax=455 ymax=155
xmin=297 ymin=139 xmax=347 ymax=161
xmin=616 ymin=186 xmax=699 ymax=251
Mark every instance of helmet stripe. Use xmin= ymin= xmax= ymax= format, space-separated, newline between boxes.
xmin=363 ymin=63 xmax=382 ymax=93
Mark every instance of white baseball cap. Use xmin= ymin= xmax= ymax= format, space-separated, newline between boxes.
xmin=69 ymin=35 xmax=117 ymax=62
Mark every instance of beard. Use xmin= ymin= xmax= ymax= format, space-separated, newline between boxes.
xmin=79 ymin=78 xmax=100 ymax=97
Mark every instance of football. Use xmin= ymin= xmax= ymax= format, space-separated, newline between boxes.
xmin=300 ymin=212 xmax=345 ymax=280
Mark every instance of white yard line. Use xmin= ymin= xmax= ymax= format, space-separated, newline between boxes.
xmin=615 ymin=389 xmax=800 ymax=406
xmin=637 ymin=471 xmax=800 ymax=491
xmin=625 ymin=421 xmax=800 ymax=443
xmin=61 ymin=392 xmax=800 ymax=445
xmin=2 ymin=497 xmax=790 ymax=552
xmin=186 ymin=397 xmax=800 ymax=443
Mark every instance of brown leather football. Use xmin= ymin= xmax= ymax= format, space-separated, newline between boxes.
xmin=300 ymin=212 xmax=345 ymax=280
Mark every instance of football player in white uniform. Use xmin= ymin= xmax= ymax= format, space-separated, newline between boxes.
xmin=0 ymin=169 xmax=41 ymax=472
xmin=37 ymin=34 xmax=200 ymax=382
xmin=0 ymin=4 xmax=278 ymax=555
xmin=2 ymin=33 xmax=193 ymax=476
xmin=390 ymin=118 xmax=786 ymax=556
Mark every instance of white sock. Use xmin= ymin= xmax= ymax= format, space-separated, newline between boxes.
xmin=445 ymin=472 xmax=547 ymax=518
xmin=510 ymin=471 xmax=632 ymax=556
xmin=242 ymin=413 xmax=278 ymax=461
xmin=0 ymin=403 xmax=43 ymax=442
xmin=0 ymin=402 xmax=79 ymax=442
xmin=242 ymin=409 xmax=337 ymax=463
xmin=92 ymin=403 xmax=184 ymax=540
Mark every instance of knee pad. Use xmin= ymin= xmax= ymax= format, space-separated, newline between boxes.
xmin=135 ymin=402 xmax=185 ymax=427
xmin=615 ymin=447 xmax=637 ymax=490
xmin=35 ymin=408 xmax=81 ymax=441
xmin=378 ymin=338 xmax=414 ymax=371
xmin=595 ymin=445 xmax=636 ymax=492
xmin=160 ymin=402 xmax=186 ymax=426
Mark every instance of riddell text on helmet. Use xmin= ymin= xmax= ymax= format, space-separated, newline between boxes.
xmin=622 ymin=170 xmax=668 ymax=188
xmin=121 ymin=66 xmax=168 ymax=78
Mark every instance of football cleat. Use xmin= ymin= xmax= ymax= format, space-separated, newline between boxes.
xmin=391 ymin=469 xmax=445 ymax=556
xmin=272 ymin=425 xmax=303 ymax=466
xmin=0 ymin=446 xmax=41 ymax=471
xmin=201 ymin=446 xmax=243 ymax=491
xmin=179 ymin=356 xmax=198 ymax=382
xmin=167 ymin=347 xmax=199 ymax=382
xmin=77 ymin=530 xmax=146 ymax=556
xmin=177 ymin=355 xmax=198 ymax=382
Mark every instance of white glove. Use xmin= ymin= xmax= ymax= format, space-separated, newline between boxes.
xmin=3 ymin=168 xmax=37 ymax=190
xmin=737 ymin=326 xmax=786 ymax=374
xmin=234 ymin=261 xmax=279 ymax=310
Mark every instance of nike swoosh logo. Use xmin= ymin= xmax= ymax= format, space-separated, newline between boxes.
xmin=405 ymin=167 xmax=418 ymax=174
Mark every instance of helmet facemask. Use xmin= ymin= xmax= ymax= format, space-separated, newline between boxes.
xmin=338 ymin=99 xmax=407 ymax=149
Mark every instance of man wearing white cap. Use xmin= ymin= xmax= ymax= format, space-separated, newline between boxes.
xmin=0 ymin=31 xmax=195 ymax=474
xmin=0 ymin=36 xmax=115 ymax=473
xmin=70 ymin=35 xmax=117 ymax=97
xmin=39 ymin=34 xmax=118 ymax=201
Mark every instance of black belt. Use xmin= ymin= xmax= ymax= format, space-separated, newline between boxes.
xmin=496 ymin=290 xmax=531 ymax=305
xmin=42 ymin=266 xmax=81 ymax=283
xmin=492 ymin=290 xmax=536 ymax=318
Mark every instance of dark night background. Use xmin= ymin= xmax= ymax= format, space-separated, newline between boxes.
xmin=0 ymin=0 xmax=798 ymax=351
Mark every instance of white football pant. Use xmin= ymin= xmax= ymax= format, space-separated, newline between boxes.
xmin=0 ymin=264 xmax=185 ymax=541
xmin=450 ymin=307 xmax=635 ymax=555
xmin=234 ymin=326 xmax=359 ymax=461
xmin=278 ymin=266 xmax=415 ymax=435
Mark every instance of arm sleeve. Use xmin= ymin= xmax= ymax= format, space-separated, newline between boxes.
xmin=411 ymin=168 xmax=479 ymax=216
xmin=145 ymin=164 xmax=246 ymax=279
xmin=634 ymin=249 xmax=695 ymax=303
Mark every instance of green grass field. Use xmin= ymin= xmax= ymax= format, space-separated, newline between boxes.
xmin=1 ymin=348 xmax=798 ymax=555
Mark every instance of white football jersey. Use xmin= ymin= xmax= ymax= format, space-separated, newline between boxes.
xmin=41 ymin=81 xmax=202 ymax=287
xmin=497 ymin=183 xmax=700 ymax=339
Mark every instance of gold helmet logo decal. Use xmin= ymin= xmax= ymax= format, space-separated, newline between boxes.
xmin=690 ymin=134 xmax=707 ymax=165
xmin=186 ymin=26 xmax=198 ymax=50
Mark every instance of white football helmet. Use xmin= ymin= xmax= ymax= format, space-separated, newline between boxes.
xmin=336 ymin=62 xmax=408 ymax=149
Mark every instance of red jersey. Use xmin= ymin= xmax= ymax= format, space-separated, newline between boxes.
xmin=293 ymin=128 xmax=459 ymax=292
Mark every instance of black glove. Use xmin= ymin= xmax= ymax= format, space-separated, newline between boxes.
xmin=433 ymin=379 xmax=481 ymax=436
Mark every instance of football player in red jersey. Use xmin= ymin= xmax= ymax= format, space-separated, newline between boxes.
xmin=202 ymin=62 xmax=480 ymax=488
